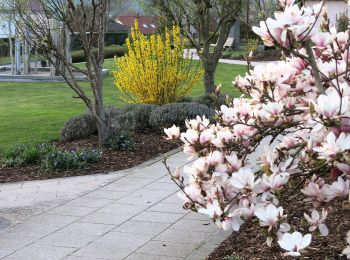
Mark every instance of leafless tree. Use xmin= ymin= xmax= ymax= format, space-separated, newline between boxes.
xmin=147 ymin=0 xmax=243 ymax=94
xmin=1 ymin=0 xmax=112 ymax=146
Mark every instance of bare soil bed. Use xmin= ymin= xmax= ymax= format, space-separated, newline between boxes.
xmin=0 ymin=134 xmax=178 ymax=183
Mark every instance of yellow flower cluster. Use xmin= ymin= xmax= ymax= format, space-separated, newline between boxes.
xmin=114 ymin=20 xmax=203 ymax=105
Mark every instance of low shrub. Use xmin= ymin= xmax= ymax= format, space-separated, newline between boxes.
xmin=149 ymin=102 xmax=215 ymax=132
xmin=196 ymin=93 xmax=227 ymax=109
xmin=60 ymin=113 xmax=97 ymax=142
xmin=105 ymin=131 xmax=135 ymax=151
xmin=0 ymin=143 xmax=54 ymax=167
xmin=42 ymin=148 xmax=102 ymax=171
xmin=113 ymin=104 xmax=158 ymax=133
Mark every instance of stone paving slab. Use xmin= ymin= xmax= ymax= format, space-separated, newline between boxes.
xmin=0 ymin=150 xmax=231 ymax=259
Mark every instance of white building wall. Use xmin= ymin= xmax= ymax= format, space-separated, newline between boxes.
xmin=305 ymin=1 xmax=349 ymax=27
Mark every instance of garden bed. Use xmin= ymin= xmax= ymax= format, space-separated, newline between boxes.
xmin=0 ymin=133 xmax=178 ymax=183
xmin=208 ymin=198 xmax=350 ymax=260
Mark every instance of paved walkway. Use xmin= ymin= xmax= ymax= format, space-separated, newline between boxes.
xmin=186 ymin=48 xmax=276 ymax=67
xmin=0 ymin=150 xmax=230 ymax=260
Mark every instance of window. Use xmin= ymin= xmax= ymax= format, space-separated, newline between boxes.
xmin=142 ymin=24 xmax=148 ymax=28
xmin=150 ymin=24 xmax=156 ymax=28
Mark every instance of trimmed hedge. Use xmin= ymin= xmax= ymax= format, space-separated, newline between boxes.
xmin=71 ymin=45 xmax=127 ymax=63
xmin=149 ymin=102 xmax=215 ymax=132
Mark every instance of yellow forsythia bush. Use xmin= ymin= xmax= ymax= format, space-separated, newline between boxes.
xmin=114 ymin=21 xmax=203 ymax=105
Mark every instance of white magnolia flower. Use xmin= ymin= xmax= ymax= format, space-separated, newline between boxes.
xmin=343 ymin=230 xmax=350 ymax=259
xmin=254 ymin=204 xmax=283 ymax=230
xmin=304 ymin=209 xmax=329 ymax=236
xmin=278 ymin=231 xmax=312 ymax=257
xmin=230 ymin=167 xmax=256 ymax=190
xmin=164 ymin=125 xmax=180 ymax=140
xmin=198 ymin=200 xmax=223 ymax=218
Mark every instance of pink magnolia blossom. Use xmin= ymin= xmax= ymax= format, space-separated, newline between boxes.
xmin=164 ymin=125 xmax=180 ymax=140
xmin=313 ymin=132 xmax=350 ymax=160
xmin=313 ymin=88 xmax=349 ymax=118
xmin=304 ymin=209 xmax=329 ymax=236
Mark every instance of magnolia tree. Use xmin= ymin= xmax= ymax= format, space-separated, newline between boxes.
xmin=165 ymin=0 xmax=350 ymax=257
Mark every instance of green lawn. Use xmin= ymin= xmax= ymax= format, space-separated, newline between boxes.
xmin=0 ymin=59 xmax=246 ymax=147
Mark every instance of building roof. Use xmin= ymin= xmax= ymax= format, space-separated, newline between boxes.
xmin=107 ymin=19 xmax=128 ymax=33
xmin=116 ymin=16 xmax=158 ymax=35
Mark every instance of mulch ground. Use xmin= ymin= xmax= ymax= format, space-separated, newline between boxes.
xmin=0 ymin=134 xmax=179 ymax=183
xmin=208 ymin=197 xmax=350 ymax=260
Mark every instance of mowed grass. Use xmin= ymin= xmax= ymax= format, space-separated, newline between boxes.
xmin=0 ymin=59 xmax=246 ymax=147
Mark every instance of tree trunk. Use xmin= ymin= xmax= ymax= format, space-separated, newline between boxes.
xmin=93 ymin=70 xmax=109 ymax=147
xmin=95 ymin=113 xmax=109 ymax=146
xmin=203 ymin=59 xmax=218 ymax=94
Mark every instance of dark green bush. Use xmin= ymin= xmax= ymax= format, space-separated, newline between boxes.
xmin=42 ymin=148 xmax=102 ymax=171
xmin=149 ymin=102 xmax=215 ymax=132
xmin=60 ymin=113 xmax=97 ymax=142
xmin=113 ymin=104 xmax=159 ymax=133
xmin=105 ymin=32 xmax=128 ymax=46
xmin=72 ymin=45 xmax=127 ymax=63
xmin=105 ymin=131 xmax=135 ymax=151
xmin=196 ymin=93 xmax=226 ymax=109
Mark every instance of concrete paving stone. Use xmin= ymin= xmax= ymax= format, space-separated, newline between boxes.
xmin=80 ymin=190 xmax=128 ymax=200
xmin=131 ymin=211 xmax=184 ymax=224
xmin=79 ymin=212 xmax=130 ymax=225
xmin=145 ymin=182 xmax=180 ymax=191
xmin=205 ymin=230 xmax=231 ymax=245
xmin=108 ymin=177 xmax=154 ymax=187
xmin=156 ymin=176 xmax=175 ymax=184
xmin=183 ymin=212 xmax=210 ymax=221
xmin=101 ymin=183 xmax=143 ymax=193
xmin=146 ymin=202 xmax=187 ymax=214
xmin=24 ymin=213 xmax=80 ymax=228
xmin=1 ymin=224 xmax=59 ymax=239
xmin=47 ymin=205 xmax=97 ymax=217
xmin=0 ymin=249 xmax=14 ymax=258
xmin=2 ymin=243 xmax=76 ymax=260
xmin=71 ymin=241 xmax=132 ymax=260
xmin=36 ymin=231 xmax=98 ymax=248
xmin=131 ymin=189 xmax=176 ymax=199
xmin=161 ymin=193 xmax=183 ymax=205
xmin=63 ymin=256 xmax=108 ymax=260
xmin=154 ymin=229 xmax=212 ymax=245
xmin=72 ymin=232 xmax=153 ymax=259
xmin=0 ymin=183 xmax=23 ymax=190
xmin=97 ymin=203 xmax=147 ymax=215
xmin=113 ymin=194 xmax=162 ymax=206
xmin=0 ymin=234 xmax=39 ymax=251
xmin=130 ymin=169 xmax=167 ymax=179
xmin=95 ymin=231 xmax=153 ymax=249
xmin=124 ymin=253 xmax=184 ymax=260
xmin=65 ymin=197 xmax=114 ymax=208
xmin=136 ymin=240 xmax=197 ymax=258
xmin=57 ymin=222 xmax=116 ymax=236
xmin=113 ymin=220 xmax=170 ymax=235
xmin=185 ymin=243 xmax=217 ymax=260
xmin=171 ymin=219 xmax=218 ymax=233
